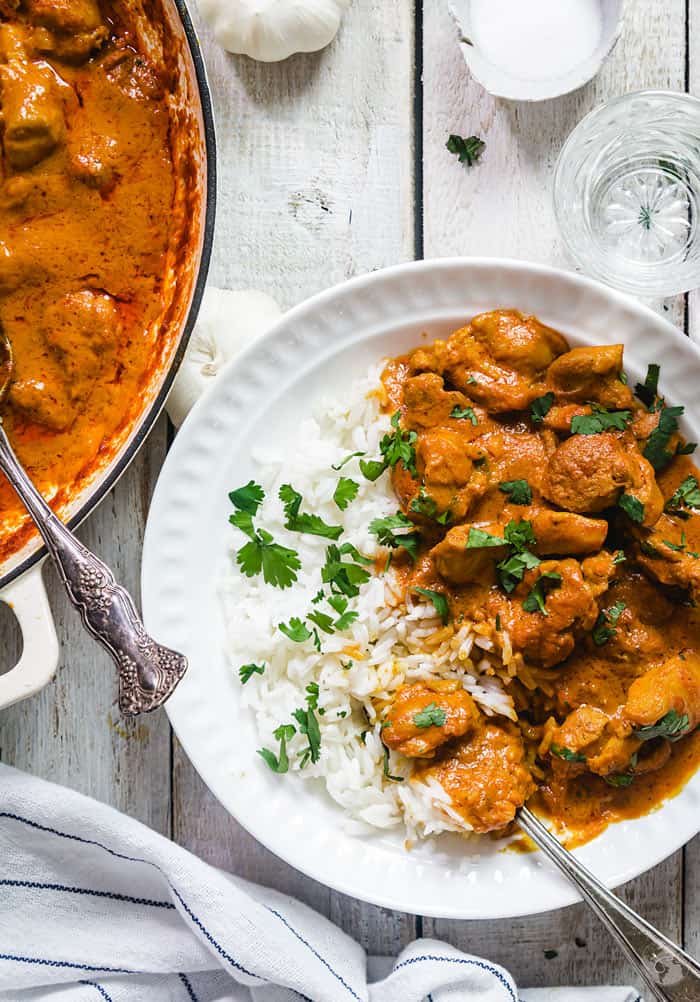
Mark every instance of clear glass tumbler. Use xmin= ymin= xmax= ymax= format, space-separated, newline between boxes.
xmin=554 ymin=91 xmax=700 ymax=297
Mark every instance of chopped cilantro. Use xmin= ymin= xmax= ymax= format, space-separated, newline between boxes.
xmin=612 ymin=550 xmax=626 ymax=565
xmin=570 ymin=406 xmax=632 ymax=435
xmin=499 ymin=479 xmax=533 ymax=505
xmin=228 ymin=480 xmax=265 ymax=515
xmin=522 ymin=571 xmax=563 ymax=616
xmin=369 ymin=512 xmax=421 ymax=561
xmin=592 ymin=601 xmax=626 ymax=646
xmin=640 ymin=540 xmax=661 ymax=558
xmin=450 ymin=405 xmax=477 ymax=425
xmin=466 ymin=527 xmax=506 ymax=549
xmin=239 ymin=662 xmax=265 ymax=684
xmin=618 ymin=493 xmax=645 ymax=524
xmin=605 ymin=773 xmax=634 ymax=787
xmin=322 ymin=543 xmax=372 ymax=598
xmin=307 ymin=609 xmax=335 ymax=634
xmin=413 ymin=587 xmax=449 ymax=624
xmin=446 ymin=133 xmax=485 ymax=166
xmin=332 ymin=451 xmax=365 ymax=471
xmin=550 ymin=744 xmax=586 ymax=763
xmin=334 ymin=477 xmax=359 ymax=511
xmin=413 ymin=702 xmax=447 ymax=728
xmin=279 ymin=484 xmax=343 ymax=540
xmin=635 ymin=708 xmax=690 ymax=742
xmin=360 ymin=411 xmax=418 ymax=481
xmin=293 ymin=705 xmax=322 ymax=768
xmin=644 ymin=404 xmax=685 ymax=471
xmin=232 ymin=512 xmax=302 ymax=589
xmin=666 ymin=475 xmax=700 ymax=515
xmin=504 ymin=520 xmax=538 ymax=550
xmin=497 ymin=549 xmax=540 ymax=593
xmin=410 ymin=488 xmax=439 ymax=520
xmin=634 ymin=363 xmax=660 ymax=409
xmin=530 ymin=393 xmax=555 ymax=424
xmin=258 ymin=723 xmax=296 ymax=774
xmin=677 ymin=441 xmax=698 ymax=456
xmin=279 ymin=617 xmax=312 ymax=643
xmin=382 ymin=745 xmax=404 ymax=782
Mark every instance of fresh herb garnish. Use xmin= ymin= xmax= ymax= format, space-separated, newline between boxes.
xmin=666 ymin=475 xmax=700 ymax=515
xmin=279 ymin=617 xmax=312 ymax=643
xmin=450 ymin=405 xmax=478 ymax=425
xmin=613 ymin=550 xmax=626 ymax=565
xmin=497 ymin=550 xmax=540 ymax=592
xmin=640 ymin=540 xmax=661 ymax=558
xmin=677 ymin=441 xmax=698 ymax=456
xmin=258 ymin=724 xmax=296 ymax=774
xmin=634 ymin=709 xmax=690 ymax=742
xmin=466 ymin=527 xmax=506 ymax=549
xmin=522 ymin=571 xmax=563 ymax=616
xmin=618 ymin=493 xmax=645 ymax=524
xmin=382 ymin=745 xmax=404 ymax=782
xmin=369 ymin=512 xmax=421 ymax=561
xmin=332 ymin=451 xmax=366 ymax=471
xmin=499 ymin=479 xmax=533 ymax=505
xmin=293 ymin=705 xmax=322 ymax=768
xmin=446 ymin=133 xmax=485 ymax=167
xmin=530 ymin=393 xmax=555 ymax=424
xmin=279 ymin=484 xmax=343 ymax=540
xmin=232 ymin=511 xmax=302 ymax=589
xmin=239 ymin=662 xmax=265 ymax=684
xmin=644 ymin=404 xmax=685 ymax=471
xmin=359 ymin=411 xmax=418 ymax=482
xmin=570 ymin=406 xmax=632 ymax=436
xmin=550 ymin=744 xmax=586 ymax=763
xmin=635 ymin=363 xmax=660 ymax=409
xmin=605 ymin=773 xmax=634 ymax=787
xmin=322 ymin=543 xmax=372 ymax=598
xmin=592 ymin=601 xmax=626 ymax=646
xmin=410 ymin=488 xmax=438 ymax=520
xmin=413 ymin=587 xmax=449 ymax=624
xmin=333 ymin=477 xmax=359 ymax=511
xmin=228 ymin=480 xmax=265 ymax=515
xmin=413 ymin=702 xmax=447 ymax=728
xmin=661 ymin=532 xmax=698 ymax=556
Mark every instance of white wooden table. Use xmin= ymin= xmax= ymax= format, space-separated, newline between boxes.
xmin=2 ymin=1 xmax=699 ymax=992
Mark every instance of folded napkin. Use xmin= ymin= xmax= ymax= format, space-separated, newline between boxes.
xmin=0 ymin=764 xmax=642 ymax=1002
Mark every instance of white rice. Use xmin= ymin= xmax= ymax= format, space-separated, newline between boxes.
xmin=219 ymin=363 xmax=515 ymax=840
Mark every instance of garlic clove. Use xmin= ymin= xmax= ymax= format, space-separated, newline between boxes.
xmin=166 ymin=286 xmax=282 ymax=428
xmin=198 ymin=0 xmax=350 ymax=63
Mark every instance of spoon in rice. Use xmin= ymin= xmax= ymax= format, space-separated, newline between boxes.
xmin=518 ymin=805 xmax=700 ymax=1001
xmin=0 ymin=328 xmax=187 ymax=715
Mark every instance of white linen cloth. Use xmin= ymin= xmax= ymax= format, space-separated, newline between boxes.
xmin=0 ymin=764 xmax=642 ymax=1002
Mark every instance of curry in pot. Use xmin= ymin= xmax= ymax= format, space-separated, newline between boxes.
xmin=379 ymin=310 xmax=700 ymax=844
xmin=0 ymin=0 xmax=183 ymax=561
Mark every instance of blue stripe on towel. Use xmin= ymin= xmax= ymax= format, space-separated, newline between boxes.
xmin=266 ymin=906 xmax=362 ymax=1001
xmin=0 ymin=878 xmax=174 ymax=909
xmin=80 ymin=981 xmax=115 ymax=1001
xmin=393 ymin=954 xmax=516 ymax=1002
xmin=0 ymin=954 xmax=136 ymax=975
xmin=178 ymin=973 xmax=199 ymax=1001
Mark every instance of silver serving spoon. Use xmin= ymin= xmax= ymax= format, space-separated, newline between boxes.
xmin=519 ymin=806 xmax=700 ymax=1001
xmin=0 ymin=330 xmax=186 ymax=715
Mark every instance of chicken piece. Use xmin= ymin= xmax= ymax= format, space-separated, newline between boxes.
xmin=431 ymin=521 xmax=507 ymax=586
xmin=546 ymin=344 xmax=634 ymax=410
xmin=43 ymin=290 xmax=119 ymax=404
xmin=543 ymin=433 xmax=658 ymax=517
xmin=402 ymin=373 xmax=471 ymax=431
xmin=416 ymin=427 xmax=474 ymax=488
xmin=0 ymin=240 xmax=45 ymax=295
xmin=0 ymin=27 xmax=66 ymax=168
xmin=581 ymin=550 xmax=618 ymax=598
xmin=407 ymin=340 xmax=448 ymax=377
xmin=541 ymin=402 xmax=592 ymax=434
xmin=528 ymin=509 xmax=608 ymax=556
xmin=443 ymin=310 xmax=568 ymax=412
xmin=636 ymin=513 xmax=700 ymax=598
xmin=26 ymin=0 xmax=107 ymax=63
xmin=418 ymin=722 xmax=535 ymax=833
xmin=488 ymin=558 xmax=603 ymax=668
xmin=624 ymin=651 xmax=700 ymax=733
xmin=625 ymin=447 xmax=664 ymax=527
xmin=8 ymin=370 xmax=73 ymax=431
xmin=550 ymin=705 xmax=640 ymax=777
xmin=381 ymin=682 xmax=481 ymax=758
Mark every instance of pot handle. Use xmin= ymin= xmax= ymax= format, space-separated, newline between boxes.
xmin=0 ymin=563 xmax=59 ymax=711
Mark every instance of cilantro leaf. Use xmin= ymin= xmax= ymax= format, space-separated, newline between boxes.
xmin=504 ymin=519 xmax=538 ymax=551
xmin=550 ymin=744 xmax=586 ymax=763
xmin=677 ymin=441 xmax=698 ymax=456
xmin=229 ymin=509 xmax=257 ymax=540
xmin=382 ymin=746 xmax=404 ymax=782
xmin=592 ymin=601 xmax=626 ymax=646
xmin=499 ymin=479 xmax=533 ymax=505
xmin=618 ymin=493 xmax=645 ymax=524
xmin=239 ymin=662 xmax=265 ymax=684
xmin=450 ymin=405 xmax=478 ymax=425
xmin=635 ymin=363 xmax=660 ymax=409
xmin=332 ymin=451 xmax=366 ymax=471
xmin=446 ymin=133 xmax=485 ymax=166
xmin=279 ymin=484 xmax=343 ymax=540
xmin=666 ymin=475 xmax=700 ymax=515
xmin=497 ymin=548 xmax=540 ymax=593
xmin=369 ymin=512 xmax=421 ymax=561
xmin=605 ymin=773 xmax=635 ymax=787
xmin=634 ymin=709 xmax=690 ymax=742
xmin=358 ymin=458 xmax=388 ymax=481
xmin=322 ymin=543 xmax=372 ymax=598
xmin=307 ymin=609 xmax=335 ymax=634
xmin=258 ymin=723 xmax=296 ymax=774
xmin=644 ymin=404 xmax=685 ymax=471
xmin=229 ymin=480 xmax=265 ymax=515
xmin=293 ymin=702 xmax=322 ymax=767
xmin=466 ymin=527 xmax=506 ymax=549
xmin=359 ymin=412 xmax=418 ymax=482
xmin=413 ymin=702 xmax=447 ymax=728
xmin=530 ymin=392 xmax=555 ymax=424
xmin=413 ymin=587 xmax=449 ymax=625
xmin=410 ymin=488 xmax=438 ymax=520
xmin=570 ymin=406 xmax=632 ymax=435
xmin=613 ymin=550 xmax=627 ymax=565
xmin=334 ymin=610 xmax=359 ymax=631
xmin=279 ymin=617 xmax=312 ymax=643
xmin=522 ymin=571 xmax=563 ymax=616
xmin=237 ymin=527 xmax=302 ymax=589
xmin=334 ymin=477 xmax=359 ymax=511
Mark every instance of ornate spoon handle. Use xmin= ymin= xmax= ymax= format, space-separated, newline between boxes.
xmin=519 ymin=806 xmax=700 ymax=1001
xmin=0 ymin=423 xmax=186 ymax=715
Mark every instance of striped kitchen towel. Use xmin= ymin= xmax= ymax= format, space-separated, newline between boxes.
xmin=0 ymin=763 xmax=642 ymax=1002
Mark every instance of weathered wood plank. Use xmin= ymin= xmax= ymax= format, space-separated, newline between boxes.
xmin=421 ymin=0 xmax=687 ymax=988
xmin=171 ymin=0 xmax=418 ymax=953
xmin=0 ymin=421 xmax=171 ymax=836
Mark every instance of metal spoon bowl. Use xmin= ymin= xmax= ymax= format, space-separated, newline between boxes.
xmin=0 ymin=328 xmax=186 ymax=714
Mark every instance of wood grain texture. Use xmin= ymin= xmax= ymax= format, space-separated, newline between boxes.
xmin=421 ymin=0 xmax=692 ymax=990
xmin=0 ymin=420 xmax=171 ymax=835
xmin=170 ymin=0 xmax=418 ymax=955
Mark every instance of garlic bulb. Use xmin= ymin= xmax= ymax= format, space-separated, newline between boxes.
xmin=198 ymin=0 xmax=350 ymax=63
xmin=167 ymin=286 xmax=282 ymax=427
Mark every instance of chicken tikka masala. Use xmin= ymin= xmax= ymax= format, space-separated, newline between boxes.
xmin=379 ymin=309 xmax=700 ymax=845
xmin=0 ymin=0 xmax=185 ymax=560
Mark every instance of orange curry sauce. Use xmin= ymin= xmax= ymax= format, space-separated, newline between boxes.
xmin=379 ymin=310 xmax=700 ymax=846
xmin=0 ymin=0 xmax=178 ymax=560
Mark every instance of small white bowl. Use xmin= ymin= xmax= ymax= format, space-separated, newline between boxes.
xmin=449 ymin=0 xmax=625 ymax=102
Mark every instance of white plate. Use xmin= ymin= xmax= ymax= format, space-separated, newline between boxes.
xmin=141 ymin=258 xmax=700 ymax=920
